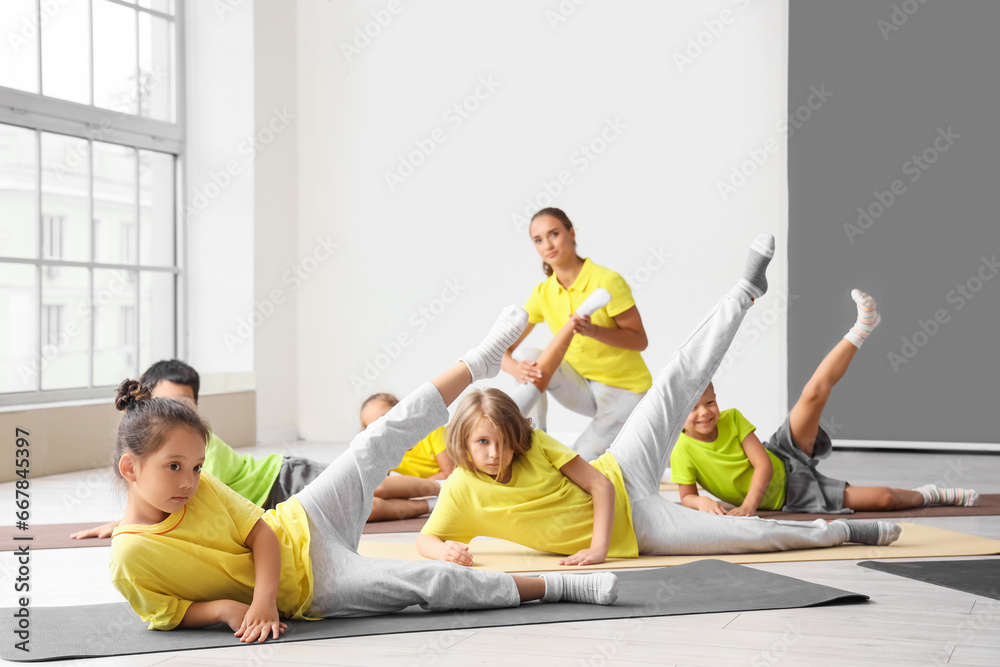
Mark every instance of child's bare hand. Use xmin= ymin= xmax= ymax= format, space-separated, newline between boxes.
xmin=513 ymin=360 xmax=543 ymax=384
xmin=571 ymin=314 xmax=597 ymax=338
xmin=696 ymin=497 xmax=727 ymax=515
xmin=235 ymin=600 xmax=285 ymax=643
xmin=727 ymin=505 xmax=758 ymax=517
xmin=558 ymin=548 xmax=607 ymax=566
xmin=70 ymin=520 xmax=119 ymax=539
xmin=442 ymin=541 xmax=473 ymax=566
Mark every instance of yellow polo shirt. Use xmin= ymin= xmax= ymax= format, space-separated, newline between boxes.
xmin=524 ymin=259 xmax=651 ymax=393
xmin=110 ymin=473 xmax=315 ymax=630
xmin=421 ymin=430 xmax=638 ymax=558
xmin=393 ymin=426 xmax=448 ymax=478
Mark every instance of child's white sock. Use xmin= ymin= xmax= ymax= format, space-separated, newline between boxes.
xmin=736 ymin=233 xmax=775 ymax=301
xmin=914 ymin=483 xmax=979 ymax=507
xmin=424 ymin=496 xmax=437 ymax=512
xmin=837 ymin=519 xmax=902 ymax=546
xmin=460 ymin=306 xmax=529 ymax=382
xmin=844 ymin=289 xmax=881 ymax=349
xmin=542 ymin=572 xmax=618 ymax=605
xmin=575 ymin=288 xmax=612 ymax=317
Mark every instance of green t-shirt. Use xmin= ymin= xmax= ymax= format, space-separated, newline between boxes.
xmin=201 ymin=433 xmax=284 ymax=507
xmin=669 ymin=408 xmax=787 ymax=510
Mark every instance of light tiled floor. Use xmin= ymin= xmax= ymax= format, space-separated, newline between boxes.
xmin=2 ymin=443 xmax=998 ymax=666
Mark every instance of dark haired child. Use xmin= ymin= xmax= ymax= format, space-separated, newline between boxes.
xmin=109 ymin=308 xmax=618 ymax=640
xmin=673 ymin=290 xmax=979 ymax=516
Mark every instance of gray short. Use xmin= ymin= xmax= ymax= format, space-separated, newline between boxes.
xmin=263 ymin=456 xmax=328 ymax=510
xmin=763 ymin=418 xmax=852 ymax=514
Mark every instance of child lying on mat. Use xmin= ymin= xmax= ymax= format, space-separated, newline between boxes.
xmin=73 ymin=362 xmax=448 ymax=539
xmin=418 ymin=235 xmax=903 ymax=568
xmin=671 ymin=290 xmax=979 ymax=517
xmin=109 ymin=308 xmax=617 ymax=641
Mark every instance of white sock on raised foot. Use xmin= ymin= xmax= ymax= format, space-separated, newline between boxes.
xmin=459 ymin=305 xmax=529 ymax=382
xmin=844 ymin=289 xmax=881 ymax=349
xmin=575 ymin=288 xmax=612 ymax=317
xmin=542 ymin=572 xmax=619 ymax=605
xmin=736 ymin=233 xmax=775 ymax=301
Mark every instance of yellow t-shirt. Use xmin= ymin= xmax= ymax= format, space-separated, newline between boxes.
xmin=421 ymin=430 xmax=638 ymax=558
xmin=393 ymin=426 xmax=448 ymax=478
xmin=523 ymin=258 xmax=652 ymax=393
xmin=110 ymin=472 xmax=314 ymax=630
xmin=670 ymin=408 xmax=787 ymax=510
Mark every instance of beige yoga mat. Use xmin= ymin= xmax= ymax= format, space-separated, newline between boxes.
xmin=358 ymin=523 xmax=1000 ymax=573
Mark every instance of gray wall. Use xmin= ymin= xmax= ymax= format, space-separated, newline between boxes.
xmin=788 ymin=1 xmax=1000 ymax=443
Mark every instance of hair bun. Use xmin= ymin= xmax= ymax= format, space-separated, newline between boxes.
xmin=115 ymin=379 xmax=151 ymax=411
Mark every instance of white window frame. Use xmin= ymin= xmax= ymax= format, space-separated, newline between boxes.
xmin=0 ymin=0 xmax=187 ymax=406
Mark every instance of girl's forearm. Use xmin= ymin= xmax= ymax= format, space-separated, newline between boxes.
xmin=416 ymin=533 xmax=445 ymax=559
xmin=587 ymin=325 xmax=647 ymax=351
xmin=247 ymin=521 xmax=281 ymax=603
xmin=589 ymin=483 xmax=615 ymax=553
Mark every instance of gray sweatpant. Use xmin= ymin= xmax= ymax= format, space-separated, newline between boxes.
xmin=607 ymin=286 xmax=851 ymax=554
xmin=296 ymin=383 xmax=520 ymax=617
xmin=509 ymin=348 xmax=645 ymax=461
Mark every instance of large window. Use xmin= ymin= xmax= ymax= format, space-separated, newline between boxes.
xmin=0 ymin=0 xmax=183 ymax=403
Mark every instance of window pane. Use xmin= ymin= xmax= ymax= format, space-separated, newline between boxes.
xmin=0 ymin=124 xmax=38 ymax=259
xmin=41 ymin=132 xmax=90 ymax=263
xmin=93 ymin=268 xmax=137 ymax=386
xmin=138 ymin=13 xmax=175 ymax=122
xmin=94 ymin=0 xmax=138 ymax=114
xmin=139 ymin=150 xmax=174 ymax=266
xmin=40 ymin=266 xmax=89 ymax=390
xmin=139 ymin=0 xmax=175 ymax=15
xmin=0 ymin=264 xmax=37 ymax=393
xmin=0 ymin=0 xmax=40 ymax=93
xmin=40 ymin=0 xmax=90 ymax=104
xmin=93 ymin=142 xmax=137 ymax=264
xmin=139 ymin=271 xmax=174 ymax=372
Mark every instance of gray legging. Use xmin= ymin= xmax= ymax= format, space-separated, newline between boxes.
xmin=509 ymin=349 xmax=645 ymax=462
xmin=608 ymin=285 xmax=850 ymax=554
xmin=296 ymin=383 xmax=520 ymax=617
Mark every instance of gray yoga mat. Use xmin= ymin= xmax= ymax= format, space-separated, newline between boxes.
xmin=859 ymin=558 xmax=1000 ymax=600
xmin=0 ymin=559 xmax=867 ymax=662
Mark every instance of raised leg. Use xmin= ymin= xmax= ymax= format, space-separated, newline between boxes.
xmin=787 ymin=339 xmax=857 ymax=457
xmin=609 ymin=233 xmax=774 ymax=501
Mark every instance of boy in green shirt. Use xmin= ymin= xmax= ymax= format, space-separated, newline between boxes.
xmin=72 ymin=360 xmax=442 ymax=538
xmin=672 ymin=290 xmax=979 ymax=515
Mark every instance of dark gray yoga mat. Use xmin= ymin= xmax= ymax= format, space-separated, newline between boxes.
xmin=1 ymin=559 xmax=867 ymax=662
xmin=859 ymin=558 xmax=1000 ymax=600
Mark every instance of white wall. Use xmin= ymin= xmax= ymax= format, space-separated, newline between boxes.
xmin=184 ymin=0 xmax=255 ymax=377
xmin=253 ymin=0 xmax=300 ymax=443
xmin=291 ymin=0 xmax=790 ymax=442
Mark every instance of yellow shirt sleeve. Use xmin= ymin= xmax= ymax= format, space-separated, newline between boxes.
xmin=111 ymin=576 xmax=193 ymax=630
xmin=524 ymin=282 xmax=546 ymax=325
xmin=601 ymin=270 xmax=637 ymax=318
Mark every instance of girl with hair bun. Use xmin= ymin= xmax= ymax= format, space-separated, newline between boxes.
xmin=108 ymin=308 xmax=619 ymax=642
